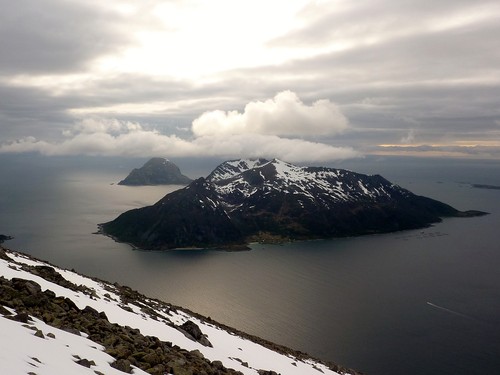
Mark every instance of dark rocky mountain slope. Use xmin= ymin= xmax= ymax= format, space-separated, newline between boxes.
xmin=102 ymin=158 xmax=486 ymax=250
xmin=118 ymin=158 xmax=192 ymax=186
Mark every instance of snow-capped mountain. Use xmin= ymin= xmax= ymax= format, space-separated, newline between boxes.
xmin=101 ymin=159 xmax=484 ymax=250
xmin=0 ymin=246 xmax=356 ymax=375
xmin=208 ymin=158 xmax=410 ymax=205
xmin=207 ymin=159 xmax=270 ymax=182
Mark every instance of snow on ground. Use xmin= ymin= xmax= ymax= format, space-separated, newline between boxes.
xmin=0 ymin=306 xmax=150 ymax=375
xmin=1 ymin=248 xmax=347 ymax=375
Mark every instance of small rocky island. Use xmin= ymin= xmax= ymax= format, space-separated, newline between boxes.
xmin=118 ymin=158 xmax=192 ymax=186
xmin=102 ymin=158 xmax=487 ymax=250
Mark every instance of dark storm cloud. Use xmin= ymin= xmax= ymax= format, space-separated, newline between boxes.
xmin=0 ymin=0 xmax=139 ymax=74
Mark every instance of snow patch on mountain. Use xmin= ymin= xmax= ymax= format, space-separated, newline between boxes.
xmin=207 ymin=158 xmax=269 ymax=182
xmin=209 ymin=158 xmax=404 ymax=205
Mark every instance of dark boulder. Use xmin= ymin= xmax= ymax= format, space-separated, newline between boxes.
xmin=179 ymin=320 xmax=212 ymax=347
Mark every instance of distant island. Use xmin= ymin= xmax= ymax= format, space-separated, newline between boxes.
xmin=118 ymin=158 xmax=192 ymax=186
xmin=101 ymin=158 xmax=487 ymax=250
xmin=472 ymin=183 xmax=500 ymax=190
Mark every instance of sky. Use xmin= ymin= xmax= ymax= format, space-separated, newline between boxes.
xmin=1 ymin=0 xmax=499 ymax=162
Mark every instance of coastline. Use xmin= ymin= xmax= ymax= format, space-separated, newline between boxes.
xmin=97 ymin=204 xmax=488 ymax=252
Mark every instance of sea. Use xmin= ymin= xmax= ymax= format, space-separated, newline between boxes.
xmin=1 ymin=153 xmax=499 ymax=375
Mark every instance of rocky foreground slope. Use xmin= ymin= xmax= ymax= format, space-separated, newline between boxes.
xmin=102 ymin=158 xmax=485 ymax=250
xmin=0 ymin=246 xmax=358 ymax=375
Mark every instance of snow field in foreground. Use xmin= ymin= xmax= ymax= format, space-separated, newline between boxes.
xmin=1 ymin=250 xmax=344 ymax=375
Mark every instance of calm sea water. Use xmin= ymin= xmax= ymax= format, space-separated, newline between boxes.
xmin=1 ymin=154 xmax=499 ymax=375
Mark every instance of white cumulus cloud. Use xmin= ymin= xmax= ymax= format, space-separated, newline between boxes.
xmin=192 ymin=90 xmax=349 ymax=137
xmin=0 ymin=92 xmax=360 ymax=162
xmin=192 ymin=134 xmax=360 ymax=163
xmin=0 ymin=120 xmax=198 ymax=157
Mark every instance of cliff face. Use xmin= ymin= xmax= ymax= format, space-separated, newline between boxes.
xmin=102 ymin=158 xmax=486 ymax=250
xmin=118 ymin=158 xmax=192 ymax=186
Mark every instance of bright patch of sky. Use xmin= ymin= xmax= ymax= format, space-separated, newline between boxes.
xmin=96 ymin=0 xmax=310 ymax=79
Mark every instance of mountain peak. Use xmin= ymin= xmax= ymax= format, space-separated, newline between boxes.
xmin=207 ymin=158 xmax=270 ymax=182
xmin=118 ymin=158 xmax=192 ymax=186
xmin=146 ymin=157 xmax=170 ymax=164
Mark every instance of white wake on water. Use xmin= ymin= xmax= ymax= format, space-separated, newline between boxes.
xmin=426 ymin=302 xmax=473 ymax=320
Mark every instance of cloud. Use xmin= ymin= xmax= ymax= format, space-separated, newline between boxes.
xmin=2 ymin=1 xmax=498 ymax=159
xmin=269 ymin=0 xmax=500 ymax=49
xmin=400 ymin=129 xmax=416 ymax=144
xmin=0 ymin=0 xmax=142 ymax=74
xmin=374 ymin=144 xmax=500 ymax=158
xmin=0 ymin=115 xmax=361 ymax=163
xmin=0 ymin=120 xmax=196 ymax=157
xmin=192 ymin=134 xmax=360 ymax=163
xmin=192 ymin=91 xmax=348 ymax=137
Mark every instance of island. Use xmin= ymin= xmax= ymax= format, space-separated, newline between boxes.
xmin=472 ymin=183 xmax=500 ymax=190
xmin=101 ymin=158 xmax=487 ymax=250
xmin=118 ymin=157 xmax=192 ymax=186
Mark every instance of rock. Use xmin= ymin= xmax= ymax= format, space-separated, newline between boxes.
xmin=179 ymin=320 xmax=212 ymax=347
xmin=12 ymin=312 xmax=30 ymax=323
xmin=111 ymin=359 xmax=132 ymax=373
xmin=11 ymin=278 xmax=41 ymax=295
xmin=118 ymin=158 xmax=192 ymax=186
xmin=146 ymin=364 xmax=166 ymax=374
xmin=75 ymin=358 xmax=96 ymax=368
xmin=0 ymin=305 xmax=12 ymax=315
xmin=34 ymin=329 xmax=45 ymax=339
xmin=62 ymin=327 xmax=81 ymax=336
xmin=0 ymin=246 xmax=12 ymax=259
xmin=180 ymin=320 xmax=203 ymax=340
xmin=212 ymin=360 xmax=224 ymax=369
xmin=166 ymin=360 xmax=192 ymax=375
xmin=189 ymin=349 xmax=204 ymax=359
xmin=31 ymin=265 xmax=65 ymax=283
xmin=142 ymin=350 xmax=162 ymax=366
